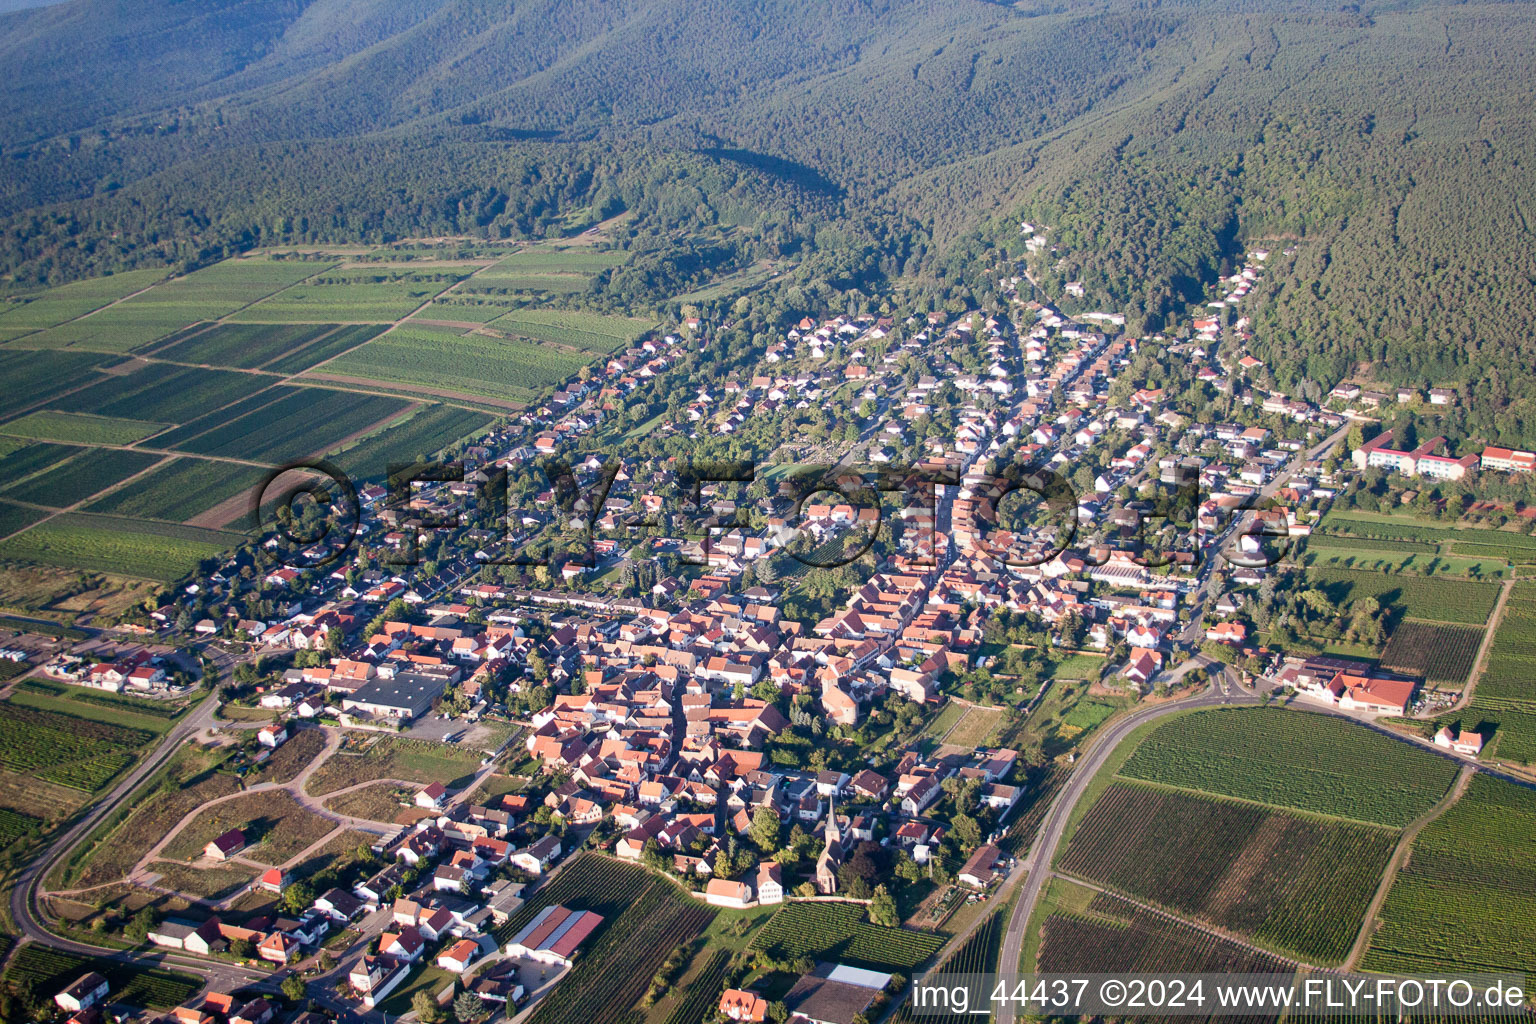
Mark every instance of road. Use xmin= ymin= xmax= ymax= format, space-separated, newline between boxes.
xmin=994 ymin=680 xmax=1248 ymax=1024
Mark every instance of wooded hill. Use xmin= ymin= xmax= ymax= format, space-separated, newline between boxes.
xmin=3 ymin=0 xmax=1534 ymax=441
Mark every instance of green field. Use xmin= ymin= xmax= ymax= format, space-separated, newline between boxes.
xmin=0 ymin=350 xmax=110 ymax=420
xmin=1305 ymin=566 xmax=1500 ymax=624
xmin=1117 ymin=708 xmax=1459 ymax=827
xmin=0 ymin=512 xmax=240 ymax=580
xmin=2 ymin=943 xmax=200 ymax=1011
xmin=0 ymin=501 xmax=49 ymax=538
xmin=0 ymin=442 xmax=82 ymax=484
xmin=750 ymin=902 xmax=945 ymax=972
xmin=488 ymin=307 xmax=656 ymax=353
xmin=172 ymin=385 xmax=411 ymax=462
xmin=150 ymin=321 xmax=344 ymax=368
xmin=1062 ymin=782 xmax=1396 ymax=964
xmin=1468 ymin=583 xmax=1536 ymax=763
xmin=478 ymin=249 xmax=626 ymax=276
xmin=228 ymin=269 xmax=470 ymax=322
xmin=13 ymin=258 xmax=327 ymax=352
xmin=1379 ymin=620 xmax=1485 ymax=684
xmin=321 ymin=323 xmax=590 ymax=401
xmin=411 ymin=298 xmax=531 ymax=322
xmin=0 ymin=268 xmax=168 ymax=330
xmin=1361 ymin=773 xmax=1536 ymax=975
xmin=326 ymin=403 xmax=492 ymax=480
xmin=0 ymin=702 xmax=152 ymax=791
xmin=0 ymin=410 xmax=168 ymax=444
xmin=0 ymin=448 xmax=163 ymax=508
xmin=53 ymin=363 xmax=275 ymax=424
xmin=85 ymin=457 xmax=270 ymax=524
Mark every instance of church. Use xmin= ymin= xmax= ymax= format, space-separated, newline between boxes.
xmin=815 ymin=794 xmax=843 ymax=894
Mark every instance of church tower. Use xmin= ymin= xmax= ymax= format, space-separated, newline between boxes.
xmin=815 ymin=792 xmax=843 ymax=894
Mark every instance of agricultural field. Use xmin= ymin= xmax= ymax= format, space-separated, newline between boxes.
xmin=410 ymin=298 xmax=529 ymax=322
xmin=1361 ymin=773 xmax=1536 ymax=975
xmin=228 ymin=268 xmax=472 ymax=322
xmin=1305 ymin=567 xmax=1500 ymax=624
xmin=0 ymin=441 xmax=84 ymax=484
xmin=1467 ymin=583 xmax=1536 ymax=763
xmin=488 ymin=307 xmax=656 ymax=353
xmin=0 ymin=805 xmax=41 ymax=846
xmin=325 ymin=781 xmax=409 ymax=823
xmin=170 ymin=385 xmax=411 ymax=462
xmin=303 ymin=735 xmax=484 ymax=797
xmin=886 ymin=904 xmax=1010 ymax=1024
xmin=0 ymin=410 xmax=168 ymax=444
xmin=0 ymin=349 xmax=110 ymax=420
xmin=1117 ymin=708 xmax=1459 ymax=827
xmin=1 ymin=448 xmax=163 ymax=508
xmin=318 ymin=323 xmax=592 ymax=402
xmin=1379 ymin=620 xmax=1485 ymax=684
xmin=943 ymin=704 xmax=1004 ymax=747
xmin=750 ymin=901 xmax=946 ymax=972
xmin=327 ymin=404 xmax=492 ymax=481
xmin=0 ymin=702 xmax=151 ymax=792
xmin=1 ymin=943 xmax=200 ymax=1012
xmin=0 ymin=513 xmax=241 ymax=581
xmin=1060 ymin=782 xmax=1396 ymax=963
xmin=1036 ymin=888 xmax=1294 ymax=983
xmin=0 ymin=500 xmax=50 ymax=538
xmin=0 ymin=267 xmax=168 ymax=330
xmin=149 ymin=321 xmax=347 ymax=369
xmin=480 ymin=249 xmax=627 ymax=275
xmin=263 ymin=323 xmax=391 ymax=374
xmin=161 ymin=788 xmax=335 ymax=865
xmin=85 ymin=457 xmax=270 ymax=524
xmin=9 ymin=685 xmax=179 ymax=733
xmin=14 ymin=258 xmax=327 ymax=352
xmin=1320 ymin=512 xmax=1536 ymax=565
xmin=53 ymin=363 xmax=275 ymax=425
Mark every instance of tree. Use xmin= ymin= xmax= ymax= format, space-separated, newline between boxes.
xmin=231 ymin=937 xmax=255 ymax=959
xmin=868 ymin=884 xmax=898 ymax=926
xmin=453 ymin=990 xmax=487 ymax=1023
xmin=413 ymin=989 xmax=446 ymax=1023
xmin=281 ymin=880 xmax=314 ymax=914
xmin=750 ymin=805 xmax=782 ymax=853
xmin=125 ymin=906 xmax=156 ymax=942
xmin=280 ymin=974 xmax=307 ymax=1002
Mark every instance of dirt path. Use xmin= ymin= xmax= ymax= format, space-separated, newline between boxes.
xmin=1429 ymin=580 xmax=1516 ymax=718
xmin=1342 ymin=763 xmax=1473 ymax=970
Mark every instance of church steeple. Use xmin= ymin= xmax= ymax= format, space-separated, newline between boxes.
xmin=824 ymin=791 xmax=840 ymax=845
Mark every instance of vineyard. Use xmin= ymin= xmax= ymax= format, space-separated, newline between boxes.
xmin=0 ymin=410 xmax=167 ymax=445
xmin=86 ymin=457 xmax=269 ymax=524
xmin=1304 ymin=567 xmax=1500 ymax=624
xmin=0 ymin=513 xmax=242 ymax=581
xmin=2 ymin=943 xmax=200 ymax=1011
xmin=750 ymin=902 xmax=945 ymax=972
xmin=263 ymin=323 xmax=391 ymax=374
xmin=1036 ymin=890 xmax=1294 ymax=991
xmin=1319 ymin=513 xmax=1536 ymax=564
xmin=56 ymin=363 xmax=273 ymax=424
xmin=1117 ymin=708 xmax=1459 ymax=826
xmin=0 ymin=806 xmax=41 ymax=846
xmin=327 ymin=405 xmax=493 ymax=482
xmin=172 ymin=386 xmax=410 ymax=462
xmin=0 ymin=703 xmax=150 ymax=791
xmin=321 ymin=323 xmax=592 ymax=401
xmin=1361 ymin=773 xmax=1536 ymax=974
xmin=887 ymin=903 xmax=1010 ymax=1024
xmin=0 ymin=267 xmax=168 ymax=330
xmin=1379 ymin=621 xmax=1486 ymax=684
xmin=659 ymin=949 xmax=731 ymax=1024
xmin=515 ymin=856 xmax=717 ymax=1024
xmin=1467 ymin=584 xmax=1536 ymax=763
xmin=1 ymin=448 xmax=162 ymax=508
xmin=1059 ymin=783 xmax=1396 ymax=964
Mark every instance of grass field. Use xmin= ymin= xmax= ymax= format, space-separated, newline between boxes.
xmin=1117 ymin=708 xmax=1459 ymax=827
xmin=0 ymin=350 xmax=110 ymax=420
xmin=54 ymin=363 xmax=275 ymax=425
xmin=324 ymin=781 xmax=408 ymax=823
xmin=9 ymin=687 xmax=177 ymax=734
xmin=1361 ymin=773 xmax=1536 ymax=975
xmin=171 ymin=385 xmax=411 ymax=462
xmin=1305 ymin=566 xmax=1500 ymax=624
xmin=1060 ymin=782 xmax=1396 ymax=963
xmin=487 ymin=307 xmax=656 ymax=353
xmin=0 ymin=268 xmax=168 ymax=330
xmin=85 ymin=457 xmax=269 ymax=524
xmin=0 ymin=410 xmax=168 ymax=444
xmin=1 ymin=449 xmax=163 ymax=508
xmin=327 ymin=404 xmax=492 ymax=481
xmin=162 ymin=788 xmax=335 ymax=865
xmin=320 ymin=323 xmax=592 ymax=401
xmin=750 ymin=902 xmax=945 ymax=972
xmin=0 ymin=513 xmax=240 ymax=580
xmin=13 ymin=258 xmax=327 ymax=352
xmin=1379 ymin=620 xmax=1485 ymax=684
xmin=303 ymin=735 xmax=484 ymax=797
xmin=229 ymin=269 xmax=470 ymax=322
xmin=944 ymin=704 xmax=1004 ymax=747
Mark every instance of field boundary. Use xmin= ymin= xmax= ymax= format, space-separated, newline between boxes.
xmin=1434 ymin=579 xmax=1516 ymax=717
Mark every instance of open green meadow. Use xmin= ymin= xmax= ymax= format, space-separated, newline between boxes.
xmin=229 ymin=268 xmax=471 ymax=322
xmin=488 ymin=307 xmax=655 ymax=353
xmin=53 ymin=363 xmax=275 ymax=424
xmin=0 ymin=448 xmax=162 ymax=508
xmin=0 ymin=268 xmax=168 ymax=330
xmin=1362 ymin=773 xmax=1536 ymax=975
xmin=86 ymin=457 xmax=270 ymax=524
xmin=1304 ymin=566 xmax=1500 ymax=624
xmin=1117 ymin=708 xmax=1459 ymax=827
xmin=12 ymin=258 xmax=327 ymax=352
xmin=320 ymin=323 xmax=591 ymax=401
xmin=0 ymin=410 xmax=168 ymax=444
xmin=171 ymin=385 xmax=410 ymax=462
xmin=0 ymin=513 xmax=240 ymax=580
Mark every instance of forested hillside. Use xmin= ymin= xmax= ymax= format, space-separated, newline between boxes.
xmin=3 ymin=0 xmax=1535 ymax=440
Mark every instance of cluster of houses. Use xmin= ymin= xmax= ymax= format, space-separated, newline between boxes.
xmin=54 ymin=975 xmax=299 ymax=1024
